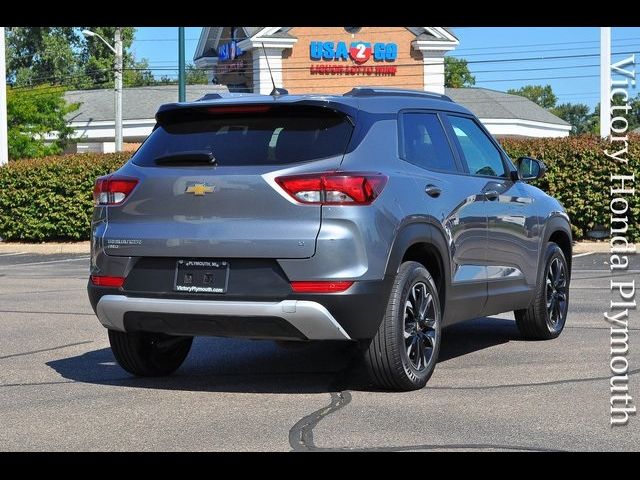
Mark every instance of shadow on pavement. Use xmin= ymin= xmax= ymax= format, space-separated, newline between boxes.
xmin=439 ymin=316 xmax=520 ymax=362
xmin=47 ymin=316 xmax=521 ymax=394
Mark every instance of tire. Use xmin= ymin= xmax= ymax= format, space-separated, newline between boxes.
xmin=515 ymin=242 xmax=570 ymax=340
xmin=108 ymin=330 xmax=193 ymax=377
xmin=364 ymin=261 xmax=442 ymax=391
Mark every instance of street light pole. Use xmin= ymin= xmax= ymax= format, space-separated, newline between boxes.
xmin=600 ymin=27 xmax=611 ymax=139
xmin=114 ymin=27 xmax=123 ymax=151
xmin=0 ymin=27 xmax=8 ymax=166
xmin=82 ymin=28 xmax=123 ymax=152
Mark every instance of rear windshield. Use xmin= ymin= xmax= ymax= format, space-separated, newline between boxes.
xmin=132 ymin=105 xmax=353 ymax=167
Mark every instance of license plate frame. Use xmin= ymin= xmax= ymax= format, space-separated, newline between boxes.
xmin=173 ymin=259 xmax=230 ymax=294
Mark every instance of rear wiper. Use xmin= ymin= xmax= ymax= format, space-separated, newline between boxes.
xmin=154 ymin=150 xmax=217 ymax=166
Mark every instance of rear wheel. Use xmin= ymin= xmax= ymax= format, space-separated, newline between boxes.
xmin=515 ymin=242 xmax=569 ymax=340
xmin=364 ymin=261 xmax=441 ymax=391
xmin=108 ymin=330 xmax=193 ymax=376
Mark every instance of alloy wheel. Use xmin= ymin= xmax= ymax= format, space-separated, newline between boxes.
xmin=403 ymin=282 xmax=438 ymax=371
xmin=545 ymin=257 xmax=568 ymax=330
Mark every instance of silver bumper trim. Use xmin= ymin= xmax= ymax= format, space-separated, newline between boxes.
xmin=95 ymin=295 xmax=351 ymax=341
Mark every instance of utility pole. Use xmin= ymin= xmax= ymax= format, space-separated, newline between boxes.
xmin=600 ymin=27 xmax=611 ymax=138
xmin=82 ymin=28 xmax=123 ymax=152
xmin=178 ymin=27 xmax=186 ymax=102
xmin=0 ymin=27 xmax=8 ymax=166
xmin=114 ymin=27 xmax=123 ymax=152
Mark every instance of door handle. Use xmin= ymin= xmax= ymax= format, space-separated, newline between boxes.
xmin=425 ymin=184 xmax=442 ymax=198
xmin=484 ymin=190 xmax=499 ymax=201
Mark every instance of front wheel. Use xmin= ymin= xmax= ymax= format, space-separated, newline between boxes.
xmin=108 ymin=330 xmax=193 ymax=376
xmin=515 ymin=242 xmax=570 ymax=340
xmin=364 ymin=261 xmax=442 ymax=391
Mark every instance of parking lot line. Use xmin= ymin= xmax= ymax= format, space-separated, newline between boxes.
xmin=0 ymin=257 xmax=90 ymax=268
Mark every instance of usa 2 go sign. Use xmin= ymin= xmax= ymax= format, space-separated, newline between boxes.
xmin=310 ymin=41 xmax=398 ymax=64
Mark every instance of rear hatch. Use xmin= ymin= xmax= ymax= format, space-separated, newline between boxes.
xmin=103 ymin=102 xmax=354 ymax=258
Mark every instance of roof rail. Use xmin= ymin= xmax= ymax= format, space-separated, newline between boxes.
xmin=343 ymin=87 xmax=452 ymax=102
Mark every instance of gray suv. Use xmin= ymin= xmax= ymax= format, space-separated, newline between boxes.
xmin=87 ymin=87 xmax=572 ymax=391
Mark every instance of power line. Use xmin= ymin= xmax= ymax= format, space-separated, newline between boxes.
xmin=7 ymin=43 xmax=638 ymax=98
xmin=134 ymin=38 xmax=200 ymax=42
xmin=476 ymin=74 xmax=600 ymax=83
xmin=465 ymin=49 xmax=638 ymax=65
xmin=143 ymin=61 xmax=602 ymax=75
xmin=449 ymin=41 xmax=640 ymax=57
xmin=453 ymin=36 xmax=640 ymax=52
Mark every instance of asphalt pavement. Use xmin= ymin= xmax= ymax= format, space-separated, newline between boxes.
xmin=0 ymin=250 xmax=638 ymax=451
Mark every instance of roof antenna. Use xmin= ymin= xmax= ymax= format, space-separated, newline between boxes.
xmin=261 ymin=42 xmax=288 ymax=96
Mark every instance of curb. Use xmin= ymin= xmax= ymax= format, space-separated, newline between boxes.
xmin=571 ymin=241 xmax=611 ymax=254
xmin=0 ymin=241 xmax=90 ymax=255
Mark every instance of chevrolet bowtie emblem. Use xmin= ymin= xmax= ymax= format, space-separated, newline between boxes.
xmin=185 ymin=184 xmax=214 ymax=196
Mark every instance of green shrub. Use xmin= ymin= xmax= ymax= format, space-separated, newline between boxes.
xmin=500 ymin=135 xmax=639 ymax=241
xmin=0 ymin=135 xmax=638 ymax=242
xmin=0 ymin=153 xmax=129 ymax=241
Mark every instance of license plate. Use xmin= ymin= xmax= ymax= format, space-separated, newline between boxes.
xmin=173 ymin=259 xmax=229 ymax=294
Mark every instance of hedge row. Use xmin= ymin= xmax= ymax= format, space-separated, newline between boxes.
xmin=0 ymin=136 xmax=638 ymax=242
xmin=501 ymin=135 xmax=639 ymax=241
xmin=0 ymin=153 xmax=130 ymax=241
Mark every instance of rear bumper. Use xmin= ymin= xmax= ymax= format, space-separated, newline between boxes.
xmin=88 ymin=274 xmax=394 ymax=340
xmin=96 ymin=295 xmax=351 ymax=340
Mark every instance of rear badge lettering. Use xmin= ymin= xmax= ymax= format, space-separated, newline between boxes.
xmin=106 ymin=239 xmax=143 ymax=249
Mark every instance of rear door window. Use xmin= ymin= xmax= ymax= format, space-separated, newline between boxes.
xmin=400 ymin=112 xmax=458 ymax=173
xmin=132 ymin=105 xmax=353 ymax=167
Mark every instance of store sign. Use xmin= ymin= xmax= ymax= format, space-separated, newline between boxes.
xmin=310 ymin=64 xmax=397 ymax=75
xmin=218 ymin=40 xmax=244 ymax=61
xmin=216 ymin=59 xmax=245 ymax=75
xmin=309 ymin=40 xmax=398 ymax=76
xmin=309 ymin=41 xmax=397 ymax=64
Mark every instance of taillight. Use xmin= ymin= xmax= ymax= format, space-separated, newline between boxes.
xmin=90 ymin=275 xmax=125 ymax=288
xmin=290 ymin=281 xmax=354 ymax=293
xmin=93 ymin=175 xmax=139 ymax=206
xmin=275 ymin=172 xmax=387 ymax=205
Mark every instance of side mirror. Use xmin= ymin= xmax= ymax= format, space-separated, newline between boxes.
xmin=516 ymin=156 xmax=546 ymax=181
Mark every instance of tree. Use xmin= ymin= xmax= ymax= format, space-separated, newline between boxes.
xmin=76 ymin=27 xmax=138 ymax=89
xmin=444 ymin=56 xmax=475 ymax=88
xmin=5 ymin=27 xmax=155 ymax=90
xmin=123 ymin=58 xmax=157 ymax=87
xmin=186 ymin=65 xmax=209 ymax=85
xmin=507 ymin=84 xmax=557 ymax=109
xmin=6 ymin=85 xmax=79 ymax=160
xmin=551 ymin=103 xmax=591 ymax=135
xmin=156 ymin=65 xmax=209 ymax=85
xmin=588 ymin=93 xmax=640 ymax=134
xmin=5 ymin=27 xmax=79 ymax=87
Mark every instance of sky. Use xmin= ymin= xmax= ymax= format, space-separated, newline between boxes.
xmin=131 ymin=27 xmax=640 ymax=111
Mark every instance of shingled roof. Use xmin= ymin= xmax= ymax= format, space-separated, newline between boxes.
xmin=64 ymin=85 xmax=229 ymax=123
xmin=65 ymin=84 xmax=567 ymax=127
xmin=446 ymin=87 xmax=569 ymax=126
